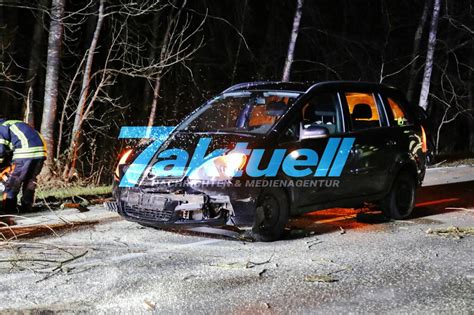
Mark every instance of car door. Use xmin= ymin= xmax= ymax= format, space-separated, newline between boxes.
xmin=381 ymin=94 xmax=418 ymax=177
xmin=277 ymin=92 xmax=346 ymax=207
xmin=339 ymin=90 xmax=394 ymax=197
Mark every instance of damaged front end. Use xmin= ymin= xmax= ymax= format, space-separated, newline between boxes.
xmin=108 ymin=131 xmax=260 ymax=228
xmin=111 ymin=183 xmax=240 ymax=227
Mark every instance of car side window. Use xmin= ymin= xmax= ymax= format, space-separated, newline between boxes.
xmin=344 ymin=92 xmax=386 ymax=131
xmin=387 ymin=98 xmax=412 ymax=127
xmin=301 ymin=93 xmax=342 ymax=134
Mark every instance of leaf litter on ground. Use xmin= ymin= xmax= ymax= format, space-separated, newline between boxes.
xmin=211 ymin=254 xmax=274 ymax=270
xmin=304 ymin=274 xmax=338 ymax=283
xmin=305 ymin=257 xmax=353 ymax=283
xmin=426 ymin=226 xmax=474 ymax=239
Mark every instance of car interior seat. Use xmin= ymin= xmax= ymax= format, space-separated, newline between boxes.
xmin=304 ymin=101 xmax=337 ymax=134
xmin=351 ymin=103 xmax=379 ymax=130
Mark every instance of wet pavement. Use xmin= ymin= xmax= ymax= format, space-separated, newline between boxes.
xmin=0 ymin=181 xmax=473 ymax=313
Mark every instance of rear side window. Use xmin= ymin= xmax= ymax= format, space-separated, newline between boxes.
xmin=387 ymin=98 xmax=412 ymax=127
xmin=344 ymin=92 xmax=386 ymax=131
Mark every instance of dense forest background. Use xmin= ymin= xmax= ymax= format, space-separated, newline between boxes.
xmin=0 ymin=0 xmax=472 ymax=183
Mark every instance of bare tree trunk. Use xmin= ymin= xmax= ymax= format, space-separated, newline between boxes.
xmin=147 ymin=11 xmax=175 ymax=127
xmin=147 ymin=76 xmax=162 ymax=127
xmin=469 ymin=42 xmax=474 ymax=152
xmin=40 ymin=0 xmax=65 ymax=177
xmin=418 ymin=0 xmax=441 ymax=111
xmin=407 ymin=0 xmax=431 ymax=103
xmin=143 ymin=13 xmax=160 ymax=109
xmin=57 ymin=54 xmax=86 ymax=161
xmin=282 ymin=0 xmax=304 ymax=82
xmin=66 ymin=0 xmax=105 ymax=179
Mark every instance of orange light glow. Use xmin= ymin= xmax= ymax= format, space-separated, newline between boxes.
xmin=115 ymin=149 xmax=133 ymax=178
xmin=345 ymin=92 xmax=380 ymax=121
xmin=0 ymin=165 xmax=14 ymax=181
xmin=421 ymin=126 xmax=428 ymax=153
xmin=415 ymin=198 xmax=459 ymax=207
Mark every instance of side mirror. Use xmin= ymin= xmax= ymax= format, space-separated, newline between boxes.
xmin=300 ymin=124 xmax=329 ymax=140
xmin=266 ymin=101 xmax=286 ymax=117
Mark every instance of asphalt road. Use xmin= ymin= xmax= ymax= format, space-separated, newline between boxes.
xmin=0 ymin=182 xmax=473 ymax=313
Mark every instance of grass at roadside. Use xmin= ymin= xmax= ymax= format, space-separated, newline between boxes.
xmin=36 ymin=185 xmax=112 ymax=200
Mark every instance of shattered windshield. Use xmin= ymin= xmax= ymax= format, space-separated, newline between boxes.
xmin=177 ymin=90 xmax=301 ymax=135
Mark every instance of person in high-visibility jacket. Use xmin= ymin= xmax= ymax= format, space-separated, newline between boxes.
xmin=0 ymin=119 xmax=47 ymax=213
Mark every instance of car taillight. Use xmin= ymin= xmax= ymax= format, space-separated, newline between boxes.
xmin=115 ymin=149 xmax=133 ymax=178
xmin=421 ymin=126 xmax=428 ymax=153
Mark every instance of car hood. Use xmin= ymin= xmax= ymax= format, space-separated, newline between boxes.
xmin=136 ymin=131 xmax=259 ymax=185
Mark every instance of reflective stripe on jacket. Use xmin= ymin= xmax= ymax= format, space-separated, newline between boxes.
xmin=0 ymin=120 xmax=47 ymax=161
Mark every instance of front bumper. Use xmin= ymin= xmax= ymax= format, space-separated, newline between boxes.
xmin=112 ymin=187 xmax=241 ymax=227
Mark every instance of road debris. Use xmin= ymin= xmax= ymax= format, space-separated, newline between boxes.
xmin=144 ymin=300 xmax=156 ymax=310
xmin=212 ymin=255 xmax=274 ymax=270
xmin=426 ymin=226 xmax=474 ymax=239
xmin=304 ymin=274 xmax=338 ymax=283
xmin=182 ymin=275 xmax=197 ymax=281
xmin=61 ymin=203 xmax=90 ymax=213
xmin=0 ymin=220 xmax=100 ymax=240
xmin=0 ymin=241 xmax=89 ymax=282
xmin=306 ymin=238 xmax=322 ymax=249
xmin=339 ymin=226 xmax=346 ymax=235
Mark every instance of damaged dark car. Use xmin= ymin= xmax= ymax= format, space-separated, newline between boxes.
xmin=110 ymin=81 xmax=428 ymax=241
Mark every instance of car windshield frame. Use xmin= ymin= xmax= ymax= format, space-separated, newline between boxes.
xmin=176 ymin=89 xmax=302 ymax=136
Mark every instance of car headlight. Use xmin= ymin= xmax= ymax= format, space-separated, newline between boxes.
xmin=188 ymin=153 xmax=247 ymax=181
xmin=114 ymin=149 xmax=133 ymax=179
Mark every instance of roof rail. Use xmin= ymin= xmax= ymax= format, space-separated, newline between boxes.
xmin=222 ymin=81 xmax=280 ymax=93
xmin=305 ymin=81 xmax=399 ymax=94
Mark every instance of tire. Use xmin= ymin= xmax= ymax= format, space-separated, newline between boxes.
xmin=382 ymin=171 xmax=416 ymax=220
xmin=251 ymin=188 xmax=289 ymax=242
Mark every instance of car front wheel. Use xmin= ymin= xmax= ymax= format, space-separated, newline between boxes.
xmin=382 ymin=171 xmax=416 ymax=220
xmin=251 ymin=188 xmax=289 ymax=242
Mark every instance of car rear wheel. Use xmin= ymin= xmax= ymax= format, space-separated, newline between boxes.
xmin=252 ymin=188 xmax=289 ymax=242
xmin=382 ymin=171 xmax=416 ymax=220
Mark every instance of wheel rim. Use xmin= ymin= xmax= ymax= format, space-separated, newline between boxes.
xmin=395 ymin=180 xmax=414 ymax=216
xmin=259 ymin=194 xmax=280 ymax=229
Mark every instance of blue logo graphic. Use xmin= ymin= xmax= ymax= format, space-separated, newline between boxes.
xmin=118 ymin=127 xmax=354 ymax=188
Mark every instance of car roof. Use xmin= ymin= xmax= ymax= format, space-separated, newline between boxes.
xmin=222 ymin=80 xmax=426 ymax=121
xmin=222 ymin=81 xmax=402 ymax=96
